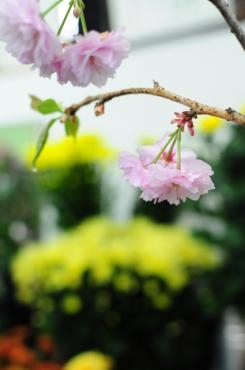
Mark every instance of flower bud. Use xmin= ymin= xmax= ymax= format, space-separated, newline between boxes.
xmin=95 ymin=104 xmax=105 ymax=116
xmin=60 ymin=114 xmax=68 ymax=123
xmin=187 ymin=122 xmax=195 ymax=136
xmin=73 ymin=6 xmax=81 ymax=18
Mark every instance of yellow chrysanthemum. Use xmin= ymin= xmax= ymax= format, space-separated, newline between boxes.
xmin=64 ymin=351 xmax=113 ymax=370
xmin=62 ymin=294 xmax=83 ymax=314
xmin=26 ymin=134 xmax=115 ymax=169
xmin=197 ymin=116 xmax=224 ymax=134
xmin=12 ymin=218 xmax=219 ymax=310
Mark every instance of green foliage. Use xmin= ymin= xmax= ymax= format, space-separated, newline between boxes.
xmin=179 ymin=124 xmax=245 ymax=314
xmin=30 ymin=95 xmax=63 ymax=115
xmin=133 ymin=193 xmax=180 ymax=224
xmin=64 ymin=115 xmax=80 ymax=138
xmin=32 ymin=118 xmax=58 ymax=168
xmin=30 ymin=95 xmax=65 ymax=166
xmin=0 ymin=149 xmax=40 ymax=330
xmin=38 ymin=164 xmax=102 ymax=229
xmin=26 ymin=134 xmax=115 ymax=229
xmin=212 ymin=125 xmax=245 ymax=312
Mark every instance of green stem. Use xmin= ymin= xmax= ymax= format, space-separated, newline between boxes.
xmin=42 ymin=0 xmax=64 ymax=18
xmin=57 ymin=0 xmax=74 ymax=36
xmin=167 ymin=134 xmax=178 ymax=158
xmin=80 ymin=6 xmax=88 ymax=34
xmin=176 ymin=129 xmax=182 ymax=169
xmin=152 ymin=129 xmax=178 ymax=164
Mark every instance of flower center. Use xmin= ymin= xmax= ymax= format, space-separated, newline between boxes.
xmin=162 ymin=151 xmax=174 ymax=162
xmin=89 ymin=56 xmax=95 ymax=65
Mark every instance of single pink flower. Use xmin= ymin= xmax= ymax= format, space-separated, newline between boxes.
xmin=119 ymin=140 xmax=215 ymax=205
xmin=57 ymin=29 xmax=130 ymax=87
xmin=0 ymin=0 xmax=62 ymax=76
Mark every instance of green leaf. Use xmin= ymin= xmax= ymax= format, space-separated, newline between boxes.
xmin=64 ymin=115 xmax=80 ymax=137
xmin=30 ymin=95 xmax=43 ymax=111
xmin=32 ymin=118 xmax=57 ymax=169
xmin=29 ymin=95 xmax=63 ymax=115
xmin=37 ymin=99 xmax=63 ymax=115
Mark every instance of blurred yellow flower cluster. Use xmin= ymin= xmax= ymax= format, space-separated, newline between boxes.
xmin=12 ymin=218 xmax=219 ymax=310
xmin=197 ymin=116 xmax=224 ymax=134
xmin=26 ymin=134 xmax=115 ymax=169
xmin=64 ymin=351 xmax=114 ymax=370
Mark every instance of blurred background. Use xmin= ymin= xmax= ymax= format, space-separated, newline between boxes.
xmin=0 ymin=1 xmax=245 ymax=369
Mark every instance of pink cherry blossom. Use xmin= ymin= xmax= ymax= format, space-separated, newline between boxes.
xmin=0 ymin=0 xmax=62 ymax=76
xmin=119 ymin=139 xmax=215 ymax=205
xmin=57 ymin=29 xmax=130 ymax=87
xmin=0 ymin=0 xmax=129 ymax=84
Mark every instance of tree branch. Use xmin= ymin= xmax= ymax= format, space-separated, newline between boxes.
xmin=208 ymin=0 xmax=245 ymax=50
xmin=65 ymin=85 xmax=245 ymax=125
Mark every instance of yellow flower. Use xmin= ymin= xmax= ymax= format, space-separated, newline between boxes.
xmin=62 ymin=294 xmax=83 ymax=314
xmin=12 ymin=217 xmax=220 ymax=310
xmin=25 ymin=134 xmax=115 ymax=169
xmin=151 ymin=293 xmax=171 ymax=310
xmin=197 ymin=116 xmax=224 ymax=134
xmin=64 ymin=351 xmax=114 ymax=370
xmin=113 ymin=273 xmax=137 ymax=292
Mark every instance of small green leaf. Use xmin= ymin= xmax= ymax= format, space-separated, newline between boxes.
xmin=37 ymin=99 xmax=63 ymax=115
xmin=32 ymin=118 xmax=57 ymax=169
xmin=29 ymin=95 xmax=63 ymax=115
xmin=65 ymin=115 xmax=80 ymax=137
xmin=30 ymin=95 xmax=43 ymax=111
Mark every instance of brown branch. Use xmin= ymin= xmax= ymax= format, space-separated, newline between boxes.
xmin=65 ymin=85 xmax=245 ymax=125
xmin=208 ymin=0 xmax=245 ymax=50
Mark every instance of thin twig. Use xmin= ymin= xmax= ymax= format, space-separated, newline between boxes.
xmin=208 ymin=0 xmax=245 ymax=50
xmin=65 ymin=85 xmax=245 ymax=125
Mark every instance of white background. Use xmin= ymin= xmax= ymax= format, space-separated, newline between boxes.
xmin=0 ymin=0 xmax=244 ymax=151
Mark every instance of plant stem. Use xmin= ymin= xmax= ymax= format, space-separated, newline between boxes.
xmin=80 ymin=7 xmax=88 ymax=34
xmin=153 ymin=129 xmax=178 ymax=164
xmin=176 ymin=129 xmax=182 ymax=170
xmin=208 ymin=0 xmax=245 ymax=51
xmin=57 ymin=0 xmax=73 ymax=36
xmin=167 ymin=134 xmax=178 ymax=157
xmin=42 ymin=0 xmax=64 ymax=17
xmin=65 ymin=85 xmax=245 ymax=126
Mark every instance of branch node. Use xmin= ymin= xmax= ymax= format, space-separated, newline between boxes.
xmin=226 ymin=107 xmax=236 ymax=114
xmin=153 ymin=80 xmax=160 ymax=88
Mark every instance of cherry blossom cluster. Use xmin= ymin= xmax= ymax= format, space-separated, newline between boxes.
xmin=119 ymin=116 xmax=215 ymax=205
xmin=0 ymin=0 xmax=129 ymax=87
xmin=0 ymin=0 xmax=217 ymax=206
